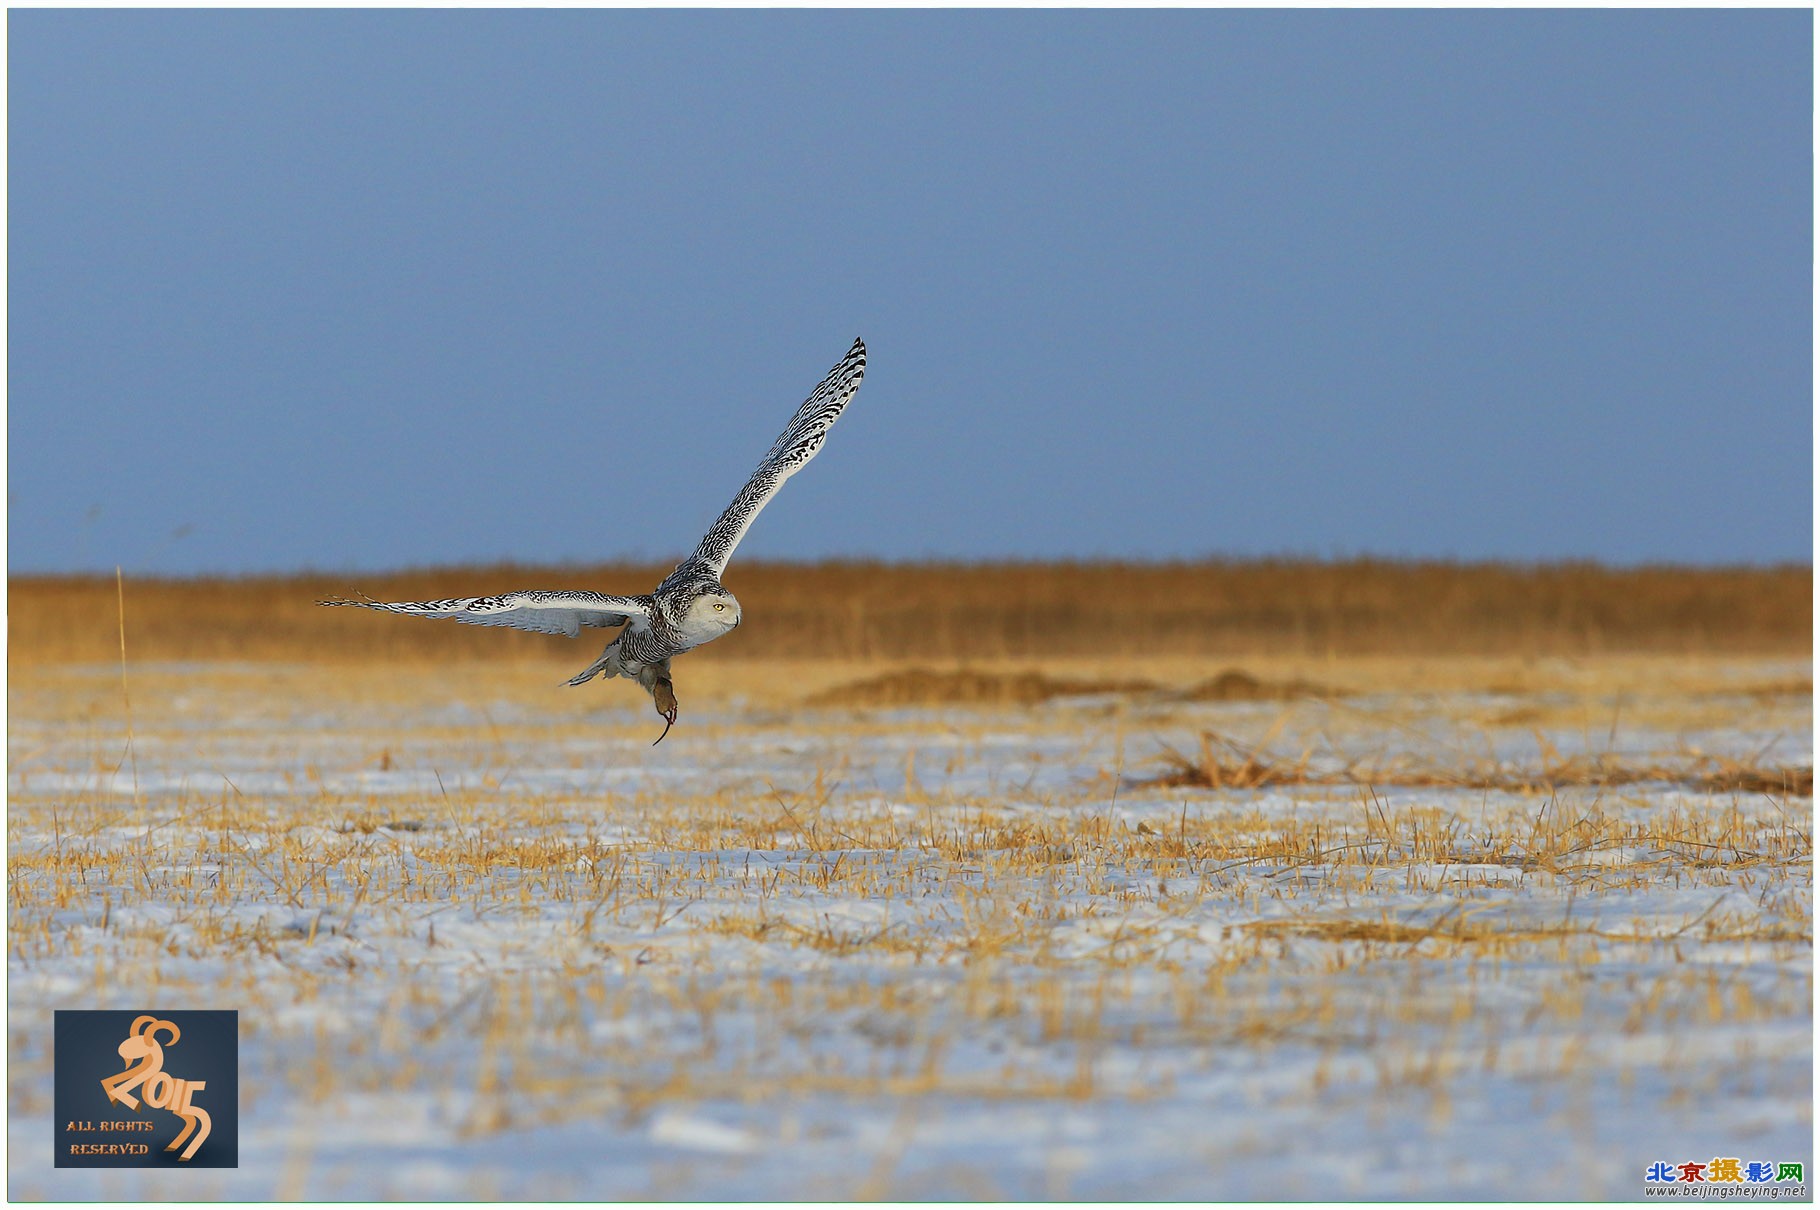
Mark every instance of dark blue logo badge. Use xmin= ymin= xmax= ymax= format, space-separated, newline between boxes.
xmin=54 ymin=1010 xmax=238 ymax=1168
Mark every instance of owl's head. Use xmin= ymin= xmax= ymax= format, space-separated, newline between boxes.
xmin=680 ymin=588 xmax=742 ymax=638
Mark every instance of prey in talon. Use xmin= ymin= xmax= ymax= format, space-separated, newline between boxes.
xmin=318 ymin=338 xmax=867 ymax=743
xmin=649 ymin=668 xmax=679 ymax=745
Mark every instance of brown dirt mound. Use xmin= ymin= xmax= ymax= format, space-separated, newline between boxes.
xmin=1177 ymin=669 xmax=1343 ymax=701
xmin=1698 ymin=766 xmax=1814 ymax=797
xmin=1138 ymin=732 xmax=1814 ymax=798
xmin=805 ymin=667 xmax=1157 ymax=707
xmin=1699 ymin=679 xmax=1814 ymax=700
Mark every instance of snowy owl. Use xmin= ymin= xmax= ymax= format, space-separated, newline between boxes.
xmin=321 ymin=338 xmax=866 ymax=743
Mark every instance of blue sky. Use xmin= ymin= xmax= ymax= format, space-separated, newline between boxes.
xmin=9 ymin=9 xmax=1811 ymax=575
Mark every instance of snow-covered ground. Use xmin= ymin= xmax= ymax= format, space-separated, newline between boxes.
xmin=9 ymin=660 xmax=1811 ymax=1199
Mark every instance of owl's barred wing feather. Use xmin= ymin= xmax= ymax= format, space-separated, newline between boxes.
xmin=318 ymin=590 xmax=653 ymax=638
xmin=675 ymin=337 xmax=865 ymax=582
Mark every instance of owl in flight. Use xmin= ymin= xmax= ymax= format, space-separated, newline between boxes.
xmin=321 ymin=338 xmax=866 ymax=743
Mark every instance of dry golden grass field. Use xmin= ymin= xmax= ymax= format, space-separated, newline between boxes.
xmin=8 ymin=561 xmax=1812 ymax=1198
xmin=12 ymin=557 xmax=1811 ymax=664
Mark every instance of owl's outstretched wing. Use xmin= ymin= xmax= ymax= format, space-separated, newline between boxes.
xmin=672 ymin=337 xmax=866 ymax=582
xmin=319 ymin=590 xmax=653 ymax=638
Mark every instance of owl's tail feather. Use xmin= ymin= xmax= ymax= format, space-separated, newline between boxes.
xmin=566 ymin=651 xmax=619 ymax=687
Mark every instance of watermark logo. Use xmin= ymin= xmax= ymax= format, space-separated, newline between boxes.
xmin=1644 ymin=1157 xmax=1807 ymax=1198
xmin=54 ymin=1010 xmax=237 ymax=1168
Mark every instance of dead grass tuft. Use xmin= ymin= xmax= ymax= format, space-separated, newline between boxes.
xmin=1145 ymin=732 xmax=1321 ymax=790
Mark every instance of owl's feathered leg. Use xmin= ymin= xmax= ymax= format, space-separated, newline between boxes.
xmin=637 ymin=660 xmax=679 ymax=745
xmin=565 ymin=645 xmax=676 ymax=743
